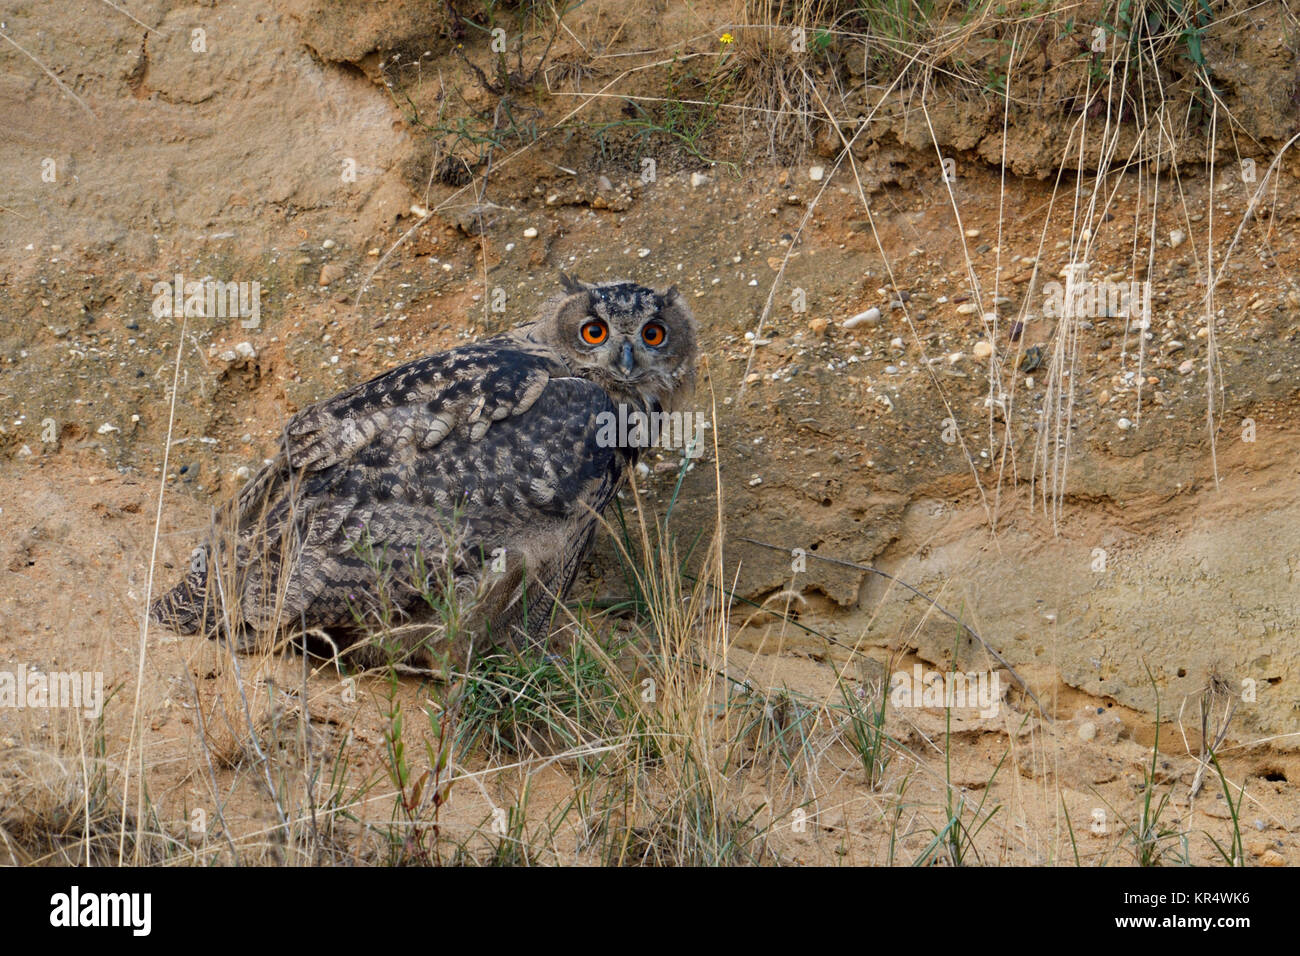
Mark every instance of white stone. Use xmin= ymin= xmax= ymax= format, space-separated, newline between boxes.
xmin=843 ymin=307 xmax=881 ymax=329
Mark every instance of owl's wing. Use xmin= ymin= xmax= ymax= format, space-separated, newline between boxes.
xmin=477 ymin=377 xmax=631 ymax=645
xmin=283 ymin=337 xmax=565 ymax=474
xmin=225 ymin=346 xmax=632 ymax=640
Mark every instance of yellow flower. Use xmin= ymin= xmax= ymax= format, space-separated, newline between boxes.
xmin=720 ymin=33 xmax=735 ymax=45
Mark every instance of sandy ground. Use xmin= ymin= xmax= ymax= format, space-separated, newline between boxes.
xmin=2 ymin=0 xmax=1299 ymax=865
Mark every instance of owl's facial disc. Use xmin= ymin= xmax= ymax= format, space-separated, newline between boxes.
xmin=558 ymin=278 xmax=695 ymax=401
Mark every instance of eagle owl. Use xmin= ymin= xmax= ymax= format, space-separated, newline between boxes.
xmin=151 ymin=276 xmax=699 ymax=667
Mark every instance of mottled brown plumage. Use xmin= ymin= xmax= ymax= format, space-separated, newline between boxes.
xmin=151 ymin=276 xmax=698 ymax=667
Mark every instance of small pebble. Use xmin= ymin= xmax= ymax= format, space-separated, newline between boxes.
xmin=1178 ymin=359 xmax=1195 ymax=375
xmin=1169 ymin=229 xmax=1186 ymax=248
xmin=1118 ymin=418 xmax=1132 ymax=430
xmin=973 ymin=341 xmax=993 ymax=360
xmin=808 ymin=165 xmax=824 ymax=181
xmin=690 ymin=172 xmax=710 ymax=187
xmin=956 ymin=303 xmax=979 ymax=315
xmin=523 ymin=227 xmax=539 ymax=238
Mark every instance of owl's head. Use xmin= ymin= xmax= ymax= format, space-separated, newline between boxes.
xmin=539 ymin=275 xmax=698 ymax=410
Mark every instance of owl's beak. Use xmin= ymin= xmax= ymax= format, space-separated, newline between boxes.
xmin=619 ymin=341 xmax=636 ymax=374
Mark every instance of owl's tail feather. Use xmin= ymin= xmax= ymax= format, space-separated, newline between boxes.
xmin=149 ymin=571 xmax=218 ymax=636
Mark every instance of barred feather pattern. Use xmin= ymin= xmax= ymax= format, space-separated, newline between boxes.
xmin=150 ymin=278 xmax=697 ymax=667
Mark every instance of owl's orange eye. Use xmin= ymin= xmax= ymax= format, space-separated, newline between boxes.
xmin=641 ymin=322 xmax=666 ymax=347
xmin=580 ymin=320 xmax=608 ymax=345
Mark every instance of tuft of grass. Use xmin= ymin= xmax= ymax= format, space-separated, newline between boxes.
xmin=454 ymin=637 xmax=646 ymax=759
xmin=0 ymin=714 xmax=174 ymax=866
xmin=836 ymin=666 xmax=893 ymax=789
xmin=1094 ymin=667 xmax=1188 ymax=866
xmin=1202 ymin=748 xmax=1245 ymax=866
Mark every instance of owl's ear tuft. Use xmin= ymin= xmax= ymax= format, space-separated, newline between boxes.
xmin=661 ymin=285 xmax=680 ymax=304
xmin=559 ymin=273 xmax=586 ymax=295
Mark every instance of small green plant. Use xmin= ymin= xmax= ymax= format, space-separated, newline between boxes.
xmin=914 ymin=632 xmax=1007 ymax=866
xmin=587 ymin=53 xmax=742 ymax=173
xmin=836 ymin=670 xmax=892 ymax=789
xmin=1202 ymin=749 xmax=1245 ymax=866
xmin=1095 ymin=667 xmax=1188 ymax=866
xmin=374 ymin=670 xmax=435 ymax=864
xmin=1099 ymin=0 xmax=1218 ymax=116
xmin=729 ymin=684 xmax=822 ymax=787
xmin=454 ymin=638 xmax=643 ymax=759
